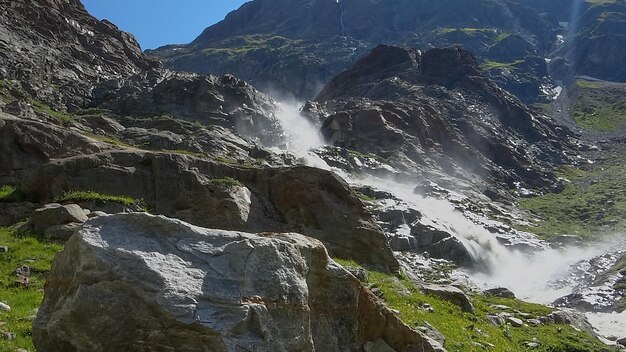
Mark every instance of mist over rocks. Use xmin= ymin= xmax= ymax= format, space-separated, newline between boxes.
xmin=33 ymin=213 xmax=443 ymax=352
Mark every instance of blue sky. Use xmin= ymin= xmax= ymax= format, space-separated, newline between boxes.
xmin=82 ymin=1 xmax=249 ymax=50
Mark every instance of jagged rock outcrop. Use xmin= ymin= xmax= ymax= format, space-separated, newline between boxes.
xmin=310 ymin=45 xmax=571 ymax=191
xmin=93 ymin=72 xmax=283 ymax=145
xmin=0 ymin=0 xmax=159 ymax=110
xmin=0 ymin=113 xmax=107 ymax=185
xmin=20 ymin=150 xmax=397 ymax=271
xmin=33 ymin=213 xmax=445 ymax=352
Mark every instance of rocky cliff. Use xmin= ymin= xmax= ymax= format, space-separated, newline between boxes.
xmin=0 ymin=0 xmax=401 ymax=273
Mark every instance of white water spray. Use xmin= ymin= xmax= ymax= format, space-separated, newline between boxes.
xmin=273 ymin=103 xmax=626 ymax=339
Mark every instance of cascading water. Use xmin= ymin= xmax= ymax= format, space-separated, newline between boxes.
xmin=273 ymin=102 xmax=626 ymax=340
xmin=336 ymin=0 xmax=346 ymax=37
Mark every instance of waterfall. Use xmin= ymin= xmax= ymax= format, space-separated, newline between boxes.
xmin=273 ymin=101 xmax=626 ymax=339
xmin=336 ymin=0 xmax=346 ymax=37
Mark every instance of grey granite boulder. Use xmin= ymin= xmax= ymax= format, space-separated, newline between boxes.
xmin=33 ymin=213 xmax=444 ymax=352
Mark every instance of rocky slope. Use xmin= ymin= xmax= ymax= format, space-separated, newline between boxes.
xmin=148 ymin=0 xmax=626 ymax=104
xmin=148 ymin=0 xmax=563 ymax=102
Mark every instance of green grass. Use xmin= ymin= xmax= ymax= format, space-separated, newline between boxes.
xmin=207 ymin=177 xmax=244 ymax=188
xmin=86 ymin=134 xmax=134 ymax=148
xmin=0 ymin=185 xmax=25 ymax=203
xmin=56 ymin=191 xmax=144 ymax=208
xmin=336 ymin=260 xmax=616 ymax=352
xmin=573 ymin=82 xmax=626 ymax=132
xmin=576 ymin=80 xmax=603 ymax=89
xmin=352 ymin=189 xmax=376 ymax=203
xmin=435 ymin=27 xmax=497 ymax=36
xmin=74 ymin=107 xmax=103 ymax=116
xmin=0 ymin=185 xmax=16 ymax=201
xmin=518 ymin=163 xmax=626 ymax=239
xmin=0 ymin=226 xmax=63 ymax=351
xmin=30 ymin=100 xmax=73 ymax=125
xmin=586 ymin=0 xmax=618 ymax=5
xmin=481 ymin=60 xmax=525 ymax=71
xmin=347 ymin=149 xmax=387 ymax=163
xmin=212 ymin=155 xmax=261 ymax=169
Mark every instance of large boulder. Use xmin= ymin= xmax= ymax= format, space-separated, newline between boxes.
xmin=33 ymin=213 xmax=444 ymax=352
xmin=19 ymin=203 xmax=88 ymax=240
xmin=422 ymin=285 xmax=475 ymax=314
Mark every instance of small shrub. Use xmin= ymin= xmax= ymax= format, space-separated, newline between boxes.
xmin=207 ymin=177 xmax=244 ymax=188
xmin=56 ymin=191 xmax=145 ymax=209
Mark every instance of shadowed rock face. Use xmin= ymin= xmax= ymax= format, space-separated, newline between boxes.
xmin=33 ymin=213 xmax=444 ymax=352
xmin=309 ymin=45 xmax=571 ymax=191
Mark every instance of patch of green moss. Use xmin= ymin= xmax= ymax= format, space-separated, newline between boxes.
xmin=74 ymin=107 xmax=103 ymax=116
xmin=0 ymin=185 xmax=16 ymax=201
xmin=481 ymin=60 xmax=525 ymax=70
xmin=347 ymin=149 xmax=387 ymax=163
xmin=0 ymin=226 xmax=63 ymax=351
xmin=201 ymin=34 xmax=303 ymax=56
xmin=85 ymin=133 xmax=134 ymax=148
xmin=207 ymin=177 xmax=244 ymax=188
xmin=576 ymin=80 xmax=603 ymax=89
xmin=164 ymin=149 xmax=208 ymax=158
xmin=518 ymin=163 xmax=626 ymax=239
xmin=353 ymin=189 xmax=376 ymax=203
xmin=435 ymin=27 xmax=497 ymax=36
xmin=30 ymin=100 xmax=73 ymax=125
xmin=586 ymin=0 xmax=618 ymax=5
xmin=56 ymin=190 xmax=144 ymax=208
xmin=212 ymin=156 xmax=261 ymax=169
xmin=339 ymin=262 xmax=616 ymax=352
xmin=0 ymin=185 xmax=26 ymax=203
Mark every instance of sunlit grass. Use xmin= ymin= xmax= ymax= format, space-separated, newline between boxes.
xmin=0 ymin=226 xmax=63 ymax=350
xmin=336 ymin=259 xmax=617 ymax=352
